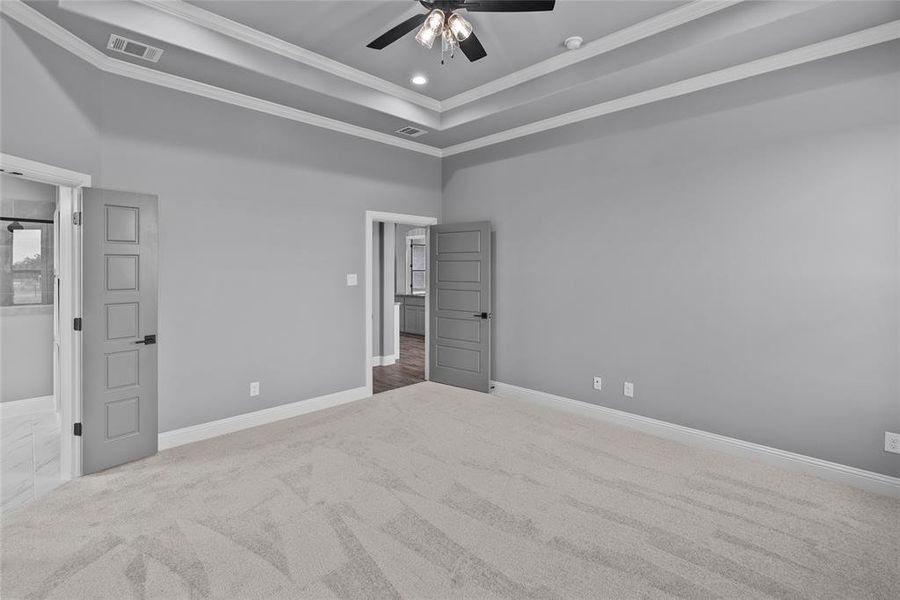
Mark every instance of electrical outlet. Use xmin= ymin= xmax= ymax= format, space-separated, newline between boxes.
xmin=624 ymin=382 xmax=634 ymax=398
xmin=346 ymin=273 xmax=358 ymax=286
xmin=593 ymin=376 xmax=602 ymax=391
xmin=886 ymin=432 xmax=900 ymax=454
xmin=250 ymin=381 xmax=260 ymax=397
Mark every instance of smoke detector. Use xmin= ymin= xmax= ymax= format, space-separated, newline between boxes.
xmin=107 ymin=34 xmax=164 ymax=62
xmin=564 ymin=36 xmax=583 ymax=50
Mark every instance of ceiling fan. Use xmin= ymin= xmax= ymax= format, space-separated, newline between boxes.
xmin=367 ymin=1 xmax=556 ymax=63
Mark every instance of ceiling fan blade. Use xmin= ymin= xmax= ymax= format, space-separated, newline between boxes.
xmin=464 ymin=1 xmax=555 ymax=12
xmin=458 ymin=32 xmax=487 ymax=62
xmin=366 ymin=14 xmax=427 ymax=49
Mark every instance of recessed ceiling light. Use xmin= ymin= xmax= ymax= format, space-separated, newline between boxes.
xmin=411 ymin=74 xmax=428 ymax=86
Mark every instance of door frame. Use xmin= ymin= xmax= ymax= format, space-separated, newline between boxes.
xmin=0 ymin=153 xmax=90 ymax=481
xmin=364 ymin=211 xmax=438 ymax=396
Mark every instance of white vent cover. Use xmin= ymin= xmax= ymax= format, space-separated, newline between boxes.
xmin=107 ymin=34 xmax=164 ymax=63
xmin=395 ymin=126 xmax=428 ymax=138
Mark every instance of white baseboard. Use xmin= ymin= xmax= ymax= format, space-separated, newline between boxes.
xmin=372 ymin=355 xmax=397 ymax=367
xmin=492 ymin=381 xmax=900 ymax=498
xmin=0 ymin=395 xmax=55 ymax=419
xmin=158 ymin=386 xmax=369 ymax=450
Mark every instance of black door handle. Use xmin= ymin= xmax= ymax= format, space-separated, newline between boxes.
xmin=135 ymin=334 xmax=157 ymax=345
xmin=473 ymin=312 xmax=490 ymax=319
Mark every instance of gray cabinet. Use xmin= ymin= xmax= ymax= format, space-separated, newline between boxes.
xmin=405 ymin=305 xmax=425 ymax=335
xmin=396 ymin=294 xmax=425 ymax=335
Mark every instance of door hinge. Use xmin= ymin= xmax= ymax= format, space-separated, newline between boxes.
xmin=73 ymin=317 xmax=82 ymax=331
xmin=73 ymin=422 xmax=82 ymax=436
xmin=73 ymin=211 xmax=82 ymax=225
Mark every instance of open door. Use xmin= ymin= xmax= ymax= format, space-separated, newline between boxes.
xmin=429 ymin=221 xmax=491 ymax=392
xmin=81 ymin=189 xmax=158 ymax=474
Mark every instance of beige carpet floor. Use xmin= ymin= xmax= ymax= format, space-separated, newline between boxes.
xmin=1 ymin=382 xmax=898 ymax=599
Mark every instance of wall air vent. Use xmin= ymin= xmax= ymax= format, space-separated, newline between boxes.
xmin=107 ymin=34 xmax=164 ymax=63
xmin=395 ymin=126 xmax=428 ymax=138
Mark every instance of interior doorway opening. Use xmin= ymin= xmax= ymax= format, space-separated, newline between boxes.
xmin=372 ymin=223 xmax=427 ymax=394
xmin=0 ymin=153 xmax=91 ymax=502
xmin=1 ymin=174 xmax=64 ymax=511
xmin=364 ymin=211 xmax=437 ymax=396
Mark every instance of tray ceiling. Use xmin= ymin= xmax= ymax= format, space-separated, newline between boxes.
xmin=6 ymin=0 xmax=900 ymax=156
xmin=185 ymin=0 xmax=683 ymax=101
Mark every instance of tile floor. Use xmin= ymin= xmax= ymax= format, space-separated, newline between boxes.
xmin=0 ymin=410 xmax=61 ymax=512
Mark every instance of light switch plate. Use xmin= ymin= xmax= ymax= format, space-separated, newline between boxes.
xmin=346 ymin=274 xmax=358 ymax=286
xmin=624 ymin=382 xmax=634 ymax=398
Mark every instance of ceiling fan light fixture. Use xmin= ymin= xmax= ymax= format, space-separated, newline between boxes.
xmin=415 ymin=9 xmax=444 ymax=49
xmin=447 ymin=12 xmax=472 ymax=42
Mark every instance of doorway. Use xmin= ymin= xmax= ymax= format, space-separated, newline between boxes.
xmin=364 ymin=211 xmax=437 ymax=396
xmin=0 ymin=159 xmax=86 ymax=510
xmin=373 ymin=224 xmax=427 ymax=394
xmin=0 ymin=174 xmax=61 ymax=511
xmin=1 ymin=155 xmax=161 ymax=488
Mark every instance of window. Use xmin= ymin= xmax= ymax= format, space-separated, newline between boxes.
xmin=12 ymin=229 xmax=43 ymax=304
xmin=3 ymin=224 xmax=53 ymax=306
xmin=409 ymin=240 xmax=426 ymax=294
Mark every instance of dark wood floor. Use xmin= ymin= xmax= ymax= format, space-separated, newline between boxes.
xmin=373 ymin=334 xmax=425 ymax=394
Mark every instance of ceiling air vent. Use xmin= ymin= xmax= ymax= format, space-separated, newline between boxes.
xmin=107 ymin=34 xmax=164 ymax=63
xmin=395 ymin=126 xmax=428 ymax=138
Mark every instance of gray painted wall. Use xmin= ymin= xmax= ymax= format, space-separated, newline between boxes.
xmin=443 ymin=44 xmax=900 ymax=477
xmin=1 ymin=306 xmax=54 ymax=402
xmin=1 ymin=20 xmax=441 ymax=432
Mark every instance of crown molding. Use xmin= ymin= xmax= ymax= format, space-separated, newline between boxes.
xmin=1 ymin=0 xmax=442 ymax=157
xmin=440 ymin=0 xmax=742 ymax=111
xmin=134 ymin=0 xmax=442 ymax=113
xmin=442 ymin=19 xmax=900 ymax=156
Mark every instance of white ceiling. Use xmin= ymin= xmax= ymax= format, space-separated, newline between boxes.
xmin=8 ymin=1 xmax=900 ymax=155
xmin=185 ymin=0 xmax=684 ymax=101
